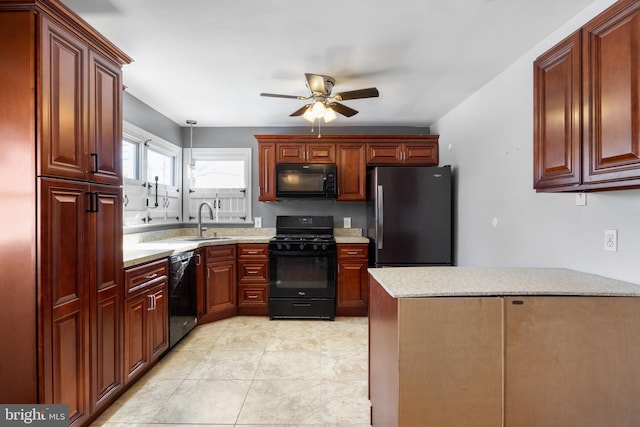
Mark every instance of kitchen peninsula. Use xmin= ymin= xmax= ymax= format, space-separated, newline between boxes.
xmin=368 ymin=267 xmax=640 ymax=427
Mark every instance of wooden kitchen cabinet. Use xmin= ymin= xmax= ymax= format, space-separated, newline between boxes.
xmin=0 ymin=3 xmax=130 ymax=424
xmin=258 ymin=142 xmax=276 ymax=202
xmin=202 ymin=245 xmax=238 ymax=322
xmin=336 ymin=244 xmax=369 ymax=315
xmin=534 ymin=0 xmax=640 ymax=191
xmin=276 ymin=141 xmax=336 ymax=163
xmin=40 ymin=178 xmax=124 ymax=423
xmin=366 ymin=136 xmax=439 ymax=166
xmin=255 ymin=134 xmax=440 ymax=203
xmin=123 ymin=259 xmax=169 ymax=386
xmin=336 ymin=143 xmax=367 ymax=201
xmin=237 ymin=244 xmax=269 ymax=316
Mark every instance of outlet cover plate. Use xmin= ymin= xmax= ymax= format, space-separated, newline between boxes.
xmin=604 ymin=229 xmax=617 ymax=252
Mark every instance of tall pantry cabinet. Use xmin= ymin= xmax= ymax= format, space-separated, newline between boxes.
xmin=0 ymin=1 xmax=131 ymax=426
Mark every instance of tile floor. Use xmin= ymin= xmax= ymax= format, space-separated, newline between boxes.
xmin=91 ymin=316 xmax=371 ymax=427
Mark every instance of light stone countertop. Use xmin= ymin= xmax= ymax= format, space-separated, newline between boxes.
xmin=368 ymin=266 xmax=640 ymax=298
xmin=123 ymin=229 xmax=369 ymax=268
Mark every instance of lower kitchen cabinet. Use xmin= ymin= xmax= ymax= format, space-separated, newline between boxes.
xmin=237 ymin=244 xmax=269 ymax=316
xmin=201 ymin=245 xmax=237 ymax=323
xmin=336 ymin=244 xmax=369 ymax=316
xmin=123 ymin=259 xmax=169 ymax=385
xmin=369 ymin=277 xmax=640 ymax=427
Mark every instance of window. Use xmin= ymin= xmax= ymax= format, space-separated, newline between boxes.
xmin=122 ymin=122 xmax=182 ymax=226
xmin=184 ymin=148 xmax=252 ymax=224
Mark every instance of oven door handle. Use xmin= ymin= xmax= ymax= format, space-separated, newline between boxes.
xmin=377 ymin=185 xmax=384 ymax=250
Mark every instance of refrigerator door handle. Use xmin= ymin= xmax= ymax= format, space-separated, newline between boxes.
xmin=377 ymin=185 xmax=383 ymax=250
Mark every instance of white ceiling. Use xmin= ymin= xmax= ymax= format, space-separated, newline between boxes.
xmin=64 ymin=0 xmax=596 ymax=128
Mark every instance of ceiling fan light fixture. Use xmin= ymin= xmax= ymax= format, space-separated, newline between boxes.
xmin=311 ymin=101 xmax=326 ymax=118
xmin=302 ymin=106 xmax=315 ymax=122
xmin=323 ymin=107 xmax=337 ymax=123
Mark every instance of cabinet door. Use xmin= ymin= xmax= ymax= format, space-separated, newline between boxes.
xmin=403 ymin=141 xmax=438 ymax=165
xmin=148 ymin=282 xmax=169 ymax=361
xmin=583 ymin=1 xmax=640 ymax=186
xmin=367 ymin=142 xmax=403 ymax=165
xmin=88 ymin=52 xmax=122 ymax=185
xmin=205 ymin=260 xmax=237 ymax=320
xmin=40 ymin=178 xmax=90 ymax=425
xmin=336 ymin=259 xmax=369 ymax=316
xmin=258 ymin=142 xmax=276 ymax=201
xmin=337 ymin=143 xmax=366 ymax=201
xmin=533 ymin=30 xmax=582 ymax=189
xmin=306 ymin=143 xmax=336 ymax=163
xmin=90 ymin=185 xmax=123 ymax=411
xmin=123 ymin=292 xmax=148 ymax=385
xmin=505 ymin=296 xmax=640 ymax=427
xmin=276 ymin=142 xmax=306 ymax=163
xmin=40 ymin=17 xmax=88 ymax=180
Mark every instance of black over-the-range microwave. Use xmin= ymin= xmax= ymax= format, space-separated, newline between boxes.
xmin=275 ymin=163 xmax=337 ymax=198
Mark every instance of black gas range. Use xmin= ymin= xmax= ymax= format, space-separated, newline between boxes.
xmin=268 ymin=216 xmax=336 ymax=320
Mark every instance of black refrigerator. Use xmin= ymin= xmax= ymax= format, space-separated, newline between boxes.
xmin=366 ymin=166 xmax=452 ymax=266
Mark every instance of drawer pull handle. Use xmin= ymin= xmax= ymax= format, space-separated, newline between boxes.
xmin=247 ymin=295 xmax=259 ymax=299
xmin=347 ymin=251 xmax=358 ymax=255
xmin=248 ymin=251 xmax=259 ymax=254
xmin=144 ymin=273 xmax=158 ymax=280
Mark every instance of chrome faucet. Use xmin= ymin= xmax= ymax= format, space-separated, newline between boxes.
xmin=197 ymin=202 xmax=214 ymax=237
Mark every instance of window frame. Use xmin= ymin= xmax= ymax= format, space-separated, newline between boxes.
xmin=183 ymin=147 xmax=252 ymax=224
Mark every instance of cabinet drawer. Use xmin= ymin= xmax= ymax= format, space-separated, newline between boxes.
xmin=237 ymin=260 xmax=268 ymax=283
xmin=125 ymin=259 xmax=168 ymax=294
xmin=237 ymin=244 xmax=268 ymax=259
xmin=238 ymin=285 xmax=267 ymax=305
xmin=205 ymin=244 xmax=236 ymax=261
xmin=337 ymin=244 xmax=368 ymax=259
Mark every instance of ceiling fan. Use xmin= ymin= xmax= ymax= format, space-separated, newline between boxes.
xmin=260 ymin=73 xmax=379 ymax=123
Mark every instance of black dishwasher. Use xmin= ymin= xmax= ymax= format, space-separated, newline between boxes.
xmin=169 ymin=251 xmax=197 ymax=348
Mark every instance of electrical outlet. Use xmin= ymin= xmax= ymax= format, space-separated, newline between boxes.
xmin=604 ymin=229 xmax=617 ymax=252
xmin=576 ymin=193 xmax=587 ymax=206
xmin=343 ymin=217 xmax=351 ymax=228
xmin=254 ymin=217 xmax=262 ymax=228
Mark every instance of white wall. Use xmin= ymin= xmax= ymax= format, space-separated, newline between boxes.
xmin=432 ymin=0 xmax=640 ymax=284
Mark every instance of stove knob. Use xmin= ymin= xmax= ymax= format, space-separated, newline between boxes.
xmin=285 ymin=244 xmax=291 ymax=250
xmin=299 ymin=243 xmax=305 ymax=250
xmin=313 ymin=244 xmax=319 ymax=251
xmin=321 ymin=244 xmax=327 ymax=250
xmin=277 ymin=243 xmax=283 ymax=250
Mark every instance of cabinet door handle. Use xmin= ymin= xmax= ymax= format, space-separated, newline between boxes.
xmin=196 ymin=253 xmax=201 ymax=266
xmin=147 ymin=294 xmax=155 ymax=310
xmin=90 ymin=153 xmax=98 ymax=173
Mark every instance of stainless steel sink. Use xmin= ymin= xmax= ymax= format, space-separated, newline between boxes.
xmin=178 ymin=236 xmax=231 ymax=242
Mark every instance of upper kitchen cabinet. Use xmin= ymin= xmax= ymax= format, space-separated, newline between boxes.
xmin=255 ymin=134 xmax=439 ymax=203
xmin=366 ymin=135 xmax=439 ymax=166
xmin=534 ymin=0 xmax=640 ymax=191
xmin=257 ymin=142 xmax=276 ymax=202
xmin=40 ymin=15 xmax=125 ymax=185
xmin=276 ymin=141 xmax=336 ymax=163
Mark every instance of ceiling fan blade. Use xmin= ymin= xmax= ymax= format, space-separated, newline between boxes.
xmin=260 ymin=92 xmax=304 ymax=99
xmin=333 ymin=87 xmax=379 ymax=101
xmin=305 ymin=73 xmax=334 ymax=95
xmin=329 ymin=102 xmax=359 ymax=117
xmin=289 ymin=104 xmax=311 ymax=117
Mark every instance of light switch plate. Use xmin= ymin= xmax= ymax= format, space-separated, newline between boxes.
xmin=576 ymin=193 xmax=587 ymax=206
xmin=254 ymin=217 xmax=262 ymax=228
xmin=343 ymin=217 xmax=351 ymax=228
